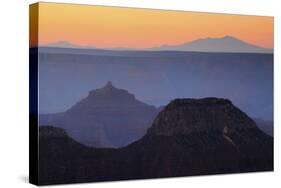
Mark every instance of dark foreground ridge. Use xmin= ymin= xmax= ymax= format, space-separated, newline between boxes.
xmin=38 ymin=98 xmax=273 ymax=185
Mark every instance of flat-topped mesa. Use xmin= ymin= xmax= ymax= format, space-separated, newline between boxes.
xmin=147 ymin=98 xmax=257 ymax=136
xmin=165 ymin=98 xmax=232 ymax=109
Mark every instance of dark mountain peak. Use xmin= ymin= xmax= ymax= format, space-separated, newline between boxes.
xmin=90 ymin=81 xmax=116 ymax=92
xmin=104 ymin=81 xmax=114 ymax=89
xmin=87 ymin=81 xmax=135 ymax=101
xmin=43 ymin=84 xmax=159 ymax=148
xmin=147 ymin=98 xmax=257 ymax=136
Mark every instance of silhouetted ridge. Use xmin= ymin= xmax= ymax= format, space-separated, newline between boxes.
xmin=147 ymin=98 xmax=256 ymax=136
xmin=38 ymin=98 xmax=273 ymax=185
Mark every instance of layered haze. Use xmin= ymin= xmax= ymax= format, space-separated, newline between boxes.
xmin=36 ymin=47 xmax=273 ymax=121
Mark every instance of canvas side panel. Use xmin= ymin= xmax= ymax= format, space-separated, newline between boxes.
xmin=29 ymin=3 xmax=39 ymax=185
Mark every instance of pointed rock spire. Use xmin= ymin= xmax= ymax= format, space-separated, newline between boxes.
xmin=104 ymin=81 xmax=114 ymax=89
xmin=87 ymin=81 xmax=136 ymax=101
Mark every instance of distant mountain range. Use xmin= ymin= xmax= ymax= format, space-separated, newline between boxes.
xmin=149 ymin=36 xmax=272 ymax=53
xmin=39 ymin=81 xmax=159 ymax=148
xmin=46 ymin=41 xmax=98 ymax=49
xmin=43 ymin=36 xmax=273 ymax=54
xmin=38 ymin=98 xmax=273 ymax=185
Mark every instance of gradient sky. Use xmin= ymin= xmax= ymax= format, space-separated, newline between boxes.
xmin=31 ymin=2 xmax=274 ymax=49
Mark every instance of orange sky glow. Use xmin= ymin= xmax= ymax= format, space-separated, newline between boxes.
xmin=30 ymin=2 xmax=274 ymax=49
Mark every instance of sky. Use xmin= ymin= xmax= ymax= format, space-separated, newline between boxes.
xmin=30 ymin=2 xmax=274 ymax=49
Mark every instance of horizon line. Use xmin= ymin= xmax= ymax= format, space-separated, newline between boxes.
xmin=36 ymin=35 xmax=273 ymax=50
xmin=30 ymin=36 xmax=274 ymax=55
